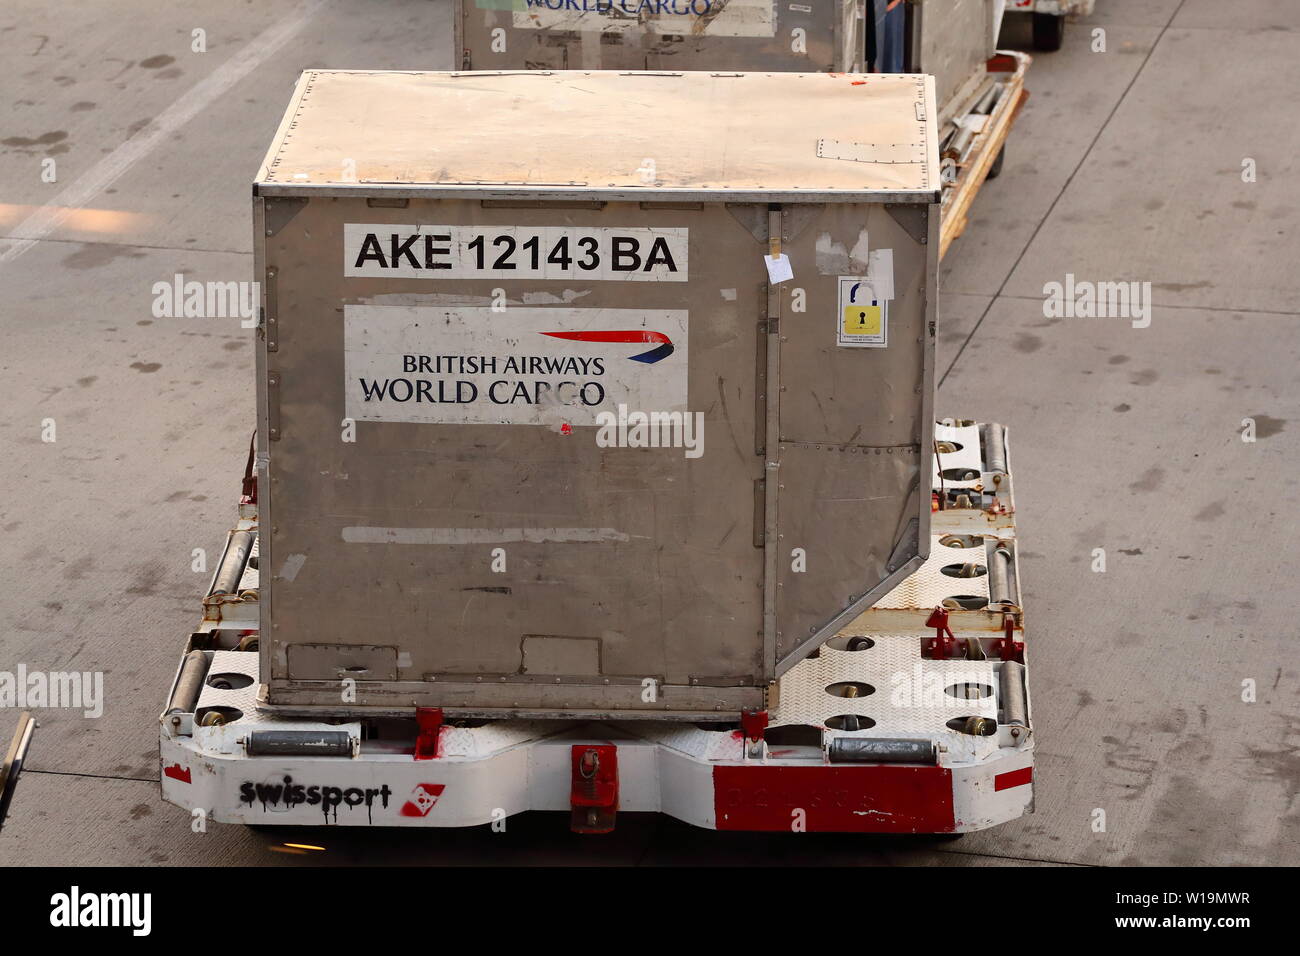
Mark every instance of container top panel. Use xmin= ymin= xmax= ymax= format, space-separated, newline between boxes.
xmin=257 ymin=70 xmax=939 ymax=202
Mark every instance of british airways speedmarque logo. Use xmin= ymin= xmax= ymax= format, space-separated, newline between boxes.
xmin=540 ymin=330 xmax=675 ymax=364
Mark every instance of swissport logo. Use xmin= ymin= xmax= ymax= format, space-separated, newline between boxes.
xmin=400 ymin=783 xmax=445 ymax=817
xmin=541 ymin=330 xmax=674 ymax=364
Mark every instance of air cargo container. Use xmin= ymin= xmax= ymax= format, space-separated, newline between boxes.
xmin=160 ymin=69 xmax=1033 ymax=834
xmin=455 ymin=0 xmax=1030 ymax=257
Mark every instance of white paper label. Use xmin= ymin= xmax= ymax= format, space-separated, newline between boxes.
xmin=344 ymin=305 xmax=689 ymax=426
xmin=344 ymin=224 xmax=688 ymax=282
xmin=764 ymin=253 xmax=793 ymax=284
xmin=867 ymin=248 xmax=895 ymax=301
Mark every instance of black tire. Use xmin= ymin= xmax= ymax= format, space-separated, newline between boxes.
xmin=1032 ymin=12 xmax=1065 ymax=52
xmin=986 ymin=145 xmax=1006 ymax=180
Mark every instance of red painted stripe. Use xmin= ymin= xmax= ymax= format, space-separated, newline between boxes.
xmin=993 ymin=766 xmax=1033 ymax=791
xmin=713 ymin=765 xmax=954 ymax=833
xmin=540 ymin=330 xmax=670 ymax=345
xmin=163 ymin=763 xmax=191 ymax=784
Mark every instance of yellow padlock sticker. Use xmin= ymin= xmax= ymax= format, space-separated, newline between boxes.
xmin=842 ymin=303 xmax=883 ymax=337
xmin=836 ymin=276 xmax=888 ymax=348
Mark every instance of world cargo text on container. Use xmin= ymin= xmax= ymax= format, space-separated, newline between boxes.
xmin=343 ymin=305 xmax=688 ymax=426
xmin=511 ymin=0 xmax=777 ymax=38
xmin=344 ymin=224 xmax=688 ymax=282
xmin=521 ymin=0 xmax=718 ymax=13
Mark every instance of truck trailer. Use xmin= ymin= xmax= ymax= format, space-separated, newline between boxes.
xmin=159 ymin=69 xmax=1032 ymax=834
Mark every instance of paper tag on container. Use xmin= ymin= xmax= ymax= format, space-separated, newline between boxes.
xmin=867 ymin=248 xmax=894 ymax=300
xmin=764 ymin=254 xmax=794 ymax=284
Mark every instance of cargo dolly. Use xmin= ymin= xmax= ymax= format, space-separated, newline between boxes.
xmin=162 ymin=418 xmax=1031 ymax=832
xmin=159 ymin=69 xmax=1033 ymax=834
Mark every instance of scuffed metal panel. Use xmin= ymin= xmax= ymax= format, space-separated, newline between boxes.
xmin=771 ymin=202 xmax=933 ymax=671
xmin=915 ymin=0 xmax=998 ymax=125
xmin=256 ymin=70 xmax=938 ymax=201
xmin=456 ymin=1 xmax=1002 ymax=125
xmin=458 ymin=0 xmax=856 ymax=73
xmin=262 ymin=198 xmax=769 ymax=711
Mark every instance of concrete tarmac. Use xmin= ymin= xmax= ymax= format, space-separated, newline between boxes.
xmin=1 ymin=0 xmax=1295 ymax=865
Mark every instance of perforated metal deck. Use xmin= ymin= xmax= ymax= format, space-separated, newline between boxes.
xmin=770 ymin=637 xmax=1001 ymax=761
xmin=768 ymin=419 xmax=1030 ymax=765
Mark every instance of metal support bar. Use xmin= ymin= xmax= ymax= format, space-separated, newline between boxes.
xmin=828 ymin=737 xmax=937 ymax=765
xmin=761 ymin=206 xmax=783 ymax=675
xmin=246 ymin=731 xmax=353 ymax=757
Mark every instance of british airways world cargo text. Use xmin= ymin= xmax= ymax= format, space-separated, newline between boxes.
xmin=359 ymin=355 xmax=608 ymax=409
xmin=343 ymin=305 xmax=689 ymax=427
xmin=344 ymin=225 xmax=688 ymax=281
xmin=521 ymin=0 xmax=720 ymax=14
xmin=512 ymin=0 xmax=776 ymax=38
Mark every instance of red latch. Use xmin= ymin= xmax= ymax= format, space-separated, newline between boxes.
xmin=987 ymin=53 xmax=1018 ymax=73
xmin=740 ymin=708 xmax=769 ymax=743
xmin=413 ymin=707 xmax=444 ymax=760
xmin=570 ymin=745 xmax=618 ymax=834
xmin=924 ymin=606 xmax=962 ymax=659
xmin=993 ymin=614 xmax=1026 ymax=663
xmin=924 ymin=607 xmax=984 ymax=659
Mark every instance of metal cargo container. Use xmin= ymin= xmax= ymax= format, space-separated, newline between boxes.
xmin=252 ymin=69 xmax=939 ymax=720
xmin=455 ymin=0 xmax=859 ymax=73
xmin=909 ymin=0 xmax=1002 ymax=125
xmin=455 ymin=0 xmax=999 ymax=122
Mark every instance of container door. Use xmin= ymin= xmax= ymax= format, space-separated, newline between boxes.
xmin=771 ymin=202 xmax=935 ymax=672
xmin=259 ymin=195 xmax=772 ymax=717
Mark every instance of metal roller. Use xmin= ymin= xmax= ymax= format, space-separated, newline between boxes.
xmin=988 ymin=545 xmax=1017 ymax=607
xmin=944 ymin=123 xmax=975 ymax=160
xmin=210 ymin=529 xmax=254 ymax=596
xmin=828 ymin=737 xmax=936 ymax=765
xmin=973 ymin=84 xmax=1002 ymax=116
xmin=983 ymin=422 xmax=1008 ymax=476
xmin=999 ymin=661 xmax=1028 ymax=728
xmin=166 ymin=650 xmax=210 ymax=715
xmin=246 ymin=731 xmax=353 ymax=757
